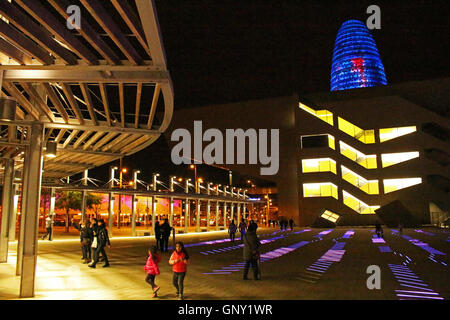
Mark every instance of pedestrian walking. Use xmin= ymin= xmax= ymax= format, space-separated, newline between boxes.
xmin=89 ymin=219 xmax=110 ymax=268
xmin=77 ymin=221 xmax=92 ymax=264
xmin=398 ymin=223 xmax=403 ymax=236
xmin=160 ymin=219 xmax=172 ymax=252
xmin=375 ymin=222 xmax=384 ymax=238
xmin=243 ymin=222 xmax=261 ymax=280
xmin=238 ymin=219 xmax=247 ymax=241
xmin=228 ymin=220 xmax=237 ymax=242
xmin=289 ymin=219 xmax=294 ymax=230
xmin=155 ymin=221 xmax=162 ymax=250
xmin=89 ymin=217 xmax=102 ymax=261
xmin=42 ymin=215 xmax=53 ymax=240
xmin=144 ymin=245 xmax=161 ymax=298
xmin=169 ymin=241 xmax=190 ymax=300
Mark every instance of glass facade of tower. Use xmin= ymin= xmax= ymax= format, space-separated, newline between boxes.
xmin=331 ymin=20 xmax=387 ymax=91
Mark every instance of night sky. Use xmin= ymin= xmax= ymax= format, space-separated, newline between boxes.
xmin=85 ymin=0 xmax=450 ymax=188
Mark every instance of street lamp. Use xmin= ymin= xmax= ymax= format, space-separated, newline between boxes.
xmin=152 ymin=173 xmax=160 ymax=192
xmin=133 ymin=170 xmax=140 ymax=190
xmin=119 ymin=168 xmax=127 ymax=189
xmin=110 ymin=166 xmax=118 ymax=188
xmin=197 ymin=178 xmax=203 ymax=194
xmin=185 ymin=178 xmax=191 ymax=193
xmin=207 ymin=182 xmax=213 ymax=195
xmin=190 ymin=164 xmax=198 ymax=193
xmin=216 ymin=184 xmax=221 ymax=196
xmin=170 ymin=176 xmax=177 ymax=192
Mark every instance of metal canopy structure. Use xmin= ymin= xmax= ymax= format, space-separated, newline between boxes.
xmin=0 ymin=0 xmax=174 ymax=298
xmin=0 ymin=0 xmax=174 ymax=180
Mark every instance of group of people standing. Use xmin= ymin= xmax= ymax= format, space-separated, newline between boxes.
xmin=76 ymin=217 xmax=111 ymax=268
xmin=268 ymin=218 xmax=295 ymax=230
xmin=154 ymin=218 xmax=173 ymax=252
xmin=228 ymin=219 xmax=258 ymax=243
xmin=144 ymin=241 xmax=190 ymax=300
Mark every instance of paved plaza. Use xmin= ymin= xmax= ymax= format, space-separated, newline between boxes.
xmin=0 ymin=227 xmax=448 ymax=300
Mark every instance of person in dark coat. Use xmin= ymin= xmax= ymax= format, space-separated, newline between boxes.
xmin=289 ymin=219 xmax=294 ymax=230
xmin=89 ymin=219 xmax=110 ymax=268
xmin=243 ymin=222 xmax=261 ymax=280
xmin=76 ymin=220 xmax=92 ymax=263
xmin=160 ymin=219 xmax=172 ymax=252
xmin=89 ymin=217 xmax=102 ymax=261
xmin=154 ymin=221 xmax=162 ymax=250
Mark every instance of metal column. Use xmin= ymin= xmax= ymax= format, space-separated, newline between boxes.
xmin=131 ymin=195 xmax=136 ymax=237
xmin=184 ymin=199 xmax=189 ymax=233
xmin=230 ymin=202 xmax=234 ymax=223
xmin=215 ymin=202 xmax=220 ymax=231
xmin=48 ymin=188 xmax=55 ymax=240
xmin=223 ymin=202 xmax=228 ymax=229
xmin=80 ymin=170 xmax=88 ymax=222
xmin=195 ymin=200 xmax=201 ymax=232
xmin=108 ymin=193 xmax=114 ymax=237
xmin=151 ymin=196 xmax=156 ymax=235
xmin=169 ymin=197 xmax=174 ymax=227
xmin=206 ymin=200 xmax=211 ymax=231
xmin=8 ymin=184 xmax=19 ymax=242
xmin=237 ymin=203 xmax=241 ymax=225
xmin=0 ymin=158 xmax=15 ymax=263
xmin=19 ymin=123 xmax=44 ymax=298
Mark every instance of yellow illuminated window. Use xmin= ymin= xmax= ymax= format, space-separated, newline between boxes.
xmin=339 ymin=141 xmax=377 ymax=169
xmin=379 ymin=126 xmax=416 ymax=143
xmin=341 ymin=166 xmax=379 ymax=194
xmin=381 ymin=152 xmax=419 ymax=168
xmin=302 ymin=158 xmax=337 ymax=174
xmin=338 ymin=117 xmax=375 ymax=144
xmin=342 ymin=191 xmax=379 ymax=214
xmin=328 ymin=135 xmax=336 ymax=150
xmin=383 ymin=178 xmax=422 ymax=194
xmin=303 ymin=183 xmax=338 ymax=199
xmin=299 ymin=103 xmax=334 ymax=126
xmin=321 ymin=210 xmax=340 ymax=223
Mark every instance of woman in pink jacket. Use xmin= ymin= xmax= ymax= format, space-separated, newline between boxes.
xmin=144 ymin=245 xmax=161 ymax=298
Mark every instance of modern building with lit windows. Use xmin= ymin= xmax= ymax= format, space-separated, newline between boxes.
xmin=298 ymin=78 xmax=449 ymax=226
xmin=167 ymin=77 xmax=450 ymax=227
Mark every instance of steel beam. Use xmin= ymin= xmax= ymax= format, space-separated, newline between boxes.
xmin=2 ymin=69 xmax=170 ymax=83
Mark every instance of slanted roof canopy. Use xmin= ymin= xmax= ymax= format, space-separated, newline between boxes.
xmin=0 ymin=0 xmax=173 ymax=181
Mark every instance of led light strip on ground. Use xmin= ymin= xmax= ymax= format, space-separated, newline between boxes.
xmin=199 ymin=229 xmax=312 ymax=255
xmin=388 ymin=264 xmax=444 ymax=300
xmin=203 ymin=241 xmax=310 ymax=275
xmin=414 ymin=229 xmax=435 ymax=236
xmin=341 ymin=230 xmax=355 ymax=239
xmin=168 ymin=230 xmax=283 ymax=251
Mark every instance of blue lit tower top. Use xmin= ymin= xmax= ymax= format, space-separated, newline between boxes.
xmin=331 ymin=20 xmax=387 ymax=91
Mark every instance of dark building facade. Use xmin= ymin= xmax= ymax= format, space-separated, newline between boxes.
xmin=166 ymin=78 xmax=450 ymax=227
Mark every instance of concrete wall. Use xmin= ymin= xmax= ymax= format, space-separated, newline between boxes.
xmin=164 ymin=95 xmax=301 ymax=224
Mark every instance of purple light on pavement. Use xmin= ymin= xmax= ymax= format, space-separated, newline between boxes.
xmin=397 ymin=280 xmax=428 ymax=287
xmin=372 ymin=238 xmax=386 ymax=243
xmin=396 ymin=294 xmax=444 ymax=300
xmin=399 ymin=284 xmax=434 ymax=291
xmin=378 ymin=246 xmax=392 ymax=253
xmin=331 ymin=242 xmax=346 ymax=250
xmin=342 ymin=230 xmax=355 ymax=239
xmin=395 ymin=290 xmax=439 ymax=295
xmin=315 ymin=229 xmax=333 ymax=238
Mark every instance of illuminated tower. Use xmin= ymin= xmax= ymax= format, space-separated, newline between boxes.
xmin=331 ymin=20 xmax=387 ymax=91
